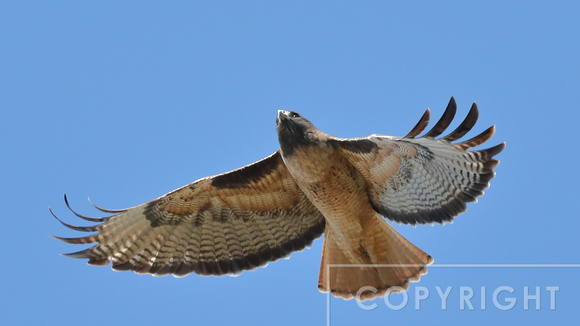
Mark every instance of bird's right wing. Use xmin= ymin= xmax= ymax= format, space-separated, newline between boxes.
xmin=52 ymin=151 xmax=325 ymax=277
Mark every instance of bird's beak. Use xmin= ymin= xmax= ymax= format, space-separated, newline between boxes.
xmin=277 ymin=110 xmax=289 ymax=120
xmin=277 ymin=110 xmax=290 ymax=125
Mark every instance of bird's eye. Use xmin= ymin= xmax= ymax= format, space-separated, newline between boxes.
xmin=289 ymin=112 xmax=300 ymax=118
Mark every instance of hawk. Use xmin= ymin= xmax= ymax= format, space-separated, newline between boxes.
xmin=52 ymin=97 xmax=504 ymax=300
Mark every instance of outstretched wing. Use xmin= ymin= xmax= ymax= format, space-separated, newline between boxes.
xmin=52 ymin=151 xmax=325 ymax=276
xmin=335 ymin=97 xmax=505 ymax=225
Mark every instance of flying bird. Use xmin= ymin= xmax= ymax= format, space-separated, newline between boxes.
xmin=51 ymin=97 xmax=504 ymax=300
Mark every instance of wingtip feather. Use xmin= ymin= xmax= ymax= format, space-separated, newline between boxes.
xmin=49 ymin=207 xmax=101 ymax=232
xmin=422 ymin=97 xmax=457 ymax=138
xmin=441 ymin=101 xmax=479 ymax=142
xmin=51 ymin=234 xmax=99 ymax=244
xmin=454 ymin=125 xmax=496 ymax=150
xmin=64 ymin=194 xmax=112 ymax=222
xmin=88 ymin=197 xmax=127 ymax=214
xmin=404 ymin=108 xmax=431 ymax=139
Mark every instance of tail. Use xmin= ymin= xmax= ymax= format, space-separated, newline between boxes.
xmin=318 ymin=214 xmax=433 ymax=301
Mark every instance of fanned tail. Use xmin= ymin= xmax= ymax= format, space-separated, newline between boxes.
xmin=318 ymin=213 xmax=432 ymax=301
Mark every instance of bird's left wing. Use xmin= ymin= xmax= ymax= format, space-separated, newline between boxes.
xmin=52 ymin=151 xmax=325 ymax=276
xmin=334 ymin=97 xmax=505 ymax=225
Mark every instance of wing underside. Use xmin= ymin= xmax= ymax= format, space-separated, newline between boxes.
xmin=52 ymin=152 xmax=325 ymax=276
xmin=337 ymin=97 xmax=505 ymax=225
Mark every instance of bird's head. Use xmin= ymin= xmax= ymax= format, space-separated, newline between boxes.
xmin=276 ymin=110 xmax=324 ymax=156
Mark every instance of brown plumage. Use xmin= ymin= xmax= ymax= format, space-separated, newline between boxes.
xmin=51 ymin=97 xmax=504 ymax=300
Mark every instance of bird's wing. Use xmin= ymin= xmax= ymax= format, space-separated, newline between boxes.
xmin=52 ymin=151 xmax=325 ymax=276
xmin=334 ymin=97 xmax=505 ymax=225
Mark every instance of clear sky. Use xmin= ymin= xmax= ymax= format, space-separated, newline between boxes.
xmin=1 ymin=1 xmax=579 ymax=325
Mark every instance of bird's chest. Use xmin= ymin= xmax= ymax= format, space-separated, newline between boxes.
xmin=282 ymin=145 xmax=370 ymax=223
xmin=282 ymin=145 xmax=334 ymax=184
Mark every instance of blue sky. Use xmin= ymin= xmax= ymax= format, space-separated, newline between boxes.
xmin=1 ymin=1 xmax=579 ymax=325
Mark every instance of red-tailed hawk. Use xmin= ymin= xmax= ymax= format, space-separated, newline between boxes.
xmin=52 ymin=97 xmax=504 ymax=300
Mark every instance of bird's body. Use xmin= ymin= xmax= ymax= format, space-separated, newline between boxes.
xmin=283 ymin=140 xmax=371 ymax=262
xmin=276 ymin=113 xmax=433 ymax=298
xmin=52 ymin=98 xmax=504 ymax=300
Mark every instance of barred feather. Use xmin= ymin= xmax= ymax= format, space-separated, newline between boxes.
xmin=52 ymin=152 xmax=325 ymax=277
xmin=337 ymin=97 xmax=504 ymax=225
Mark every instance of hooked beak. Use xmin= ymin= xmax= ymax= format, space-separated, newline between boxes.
xmin=277 ymin=110 xmax=290 ymax=125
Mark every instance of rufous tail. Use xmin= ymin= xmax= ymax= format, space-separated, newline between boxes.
xmin=318 ymin=213 xmax=433 ymax=301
